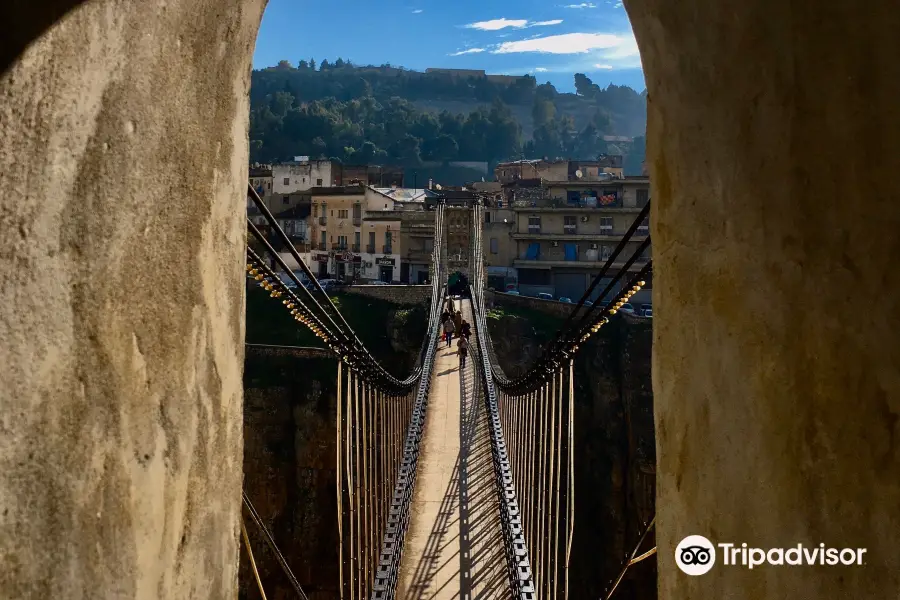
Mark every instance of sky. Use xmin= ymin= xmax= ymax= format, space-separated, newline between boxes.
xmin=253 ymin=0 xmax=645 ymax=93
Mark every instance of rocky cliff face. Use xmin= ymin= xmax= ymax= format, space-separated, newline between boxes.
xmin=487 ymin=308 xmax=657 ymax=600
xmin=240 ymin=297 xmax=428 ymax=599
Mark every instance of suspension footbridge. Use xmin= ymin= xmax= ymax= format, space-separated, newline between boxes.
xmin=243 ymin=185 xmax=655 ymax=600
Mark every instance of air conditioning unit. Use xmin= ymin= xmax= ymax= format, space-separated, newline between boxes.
xmin=551 ymin=241 xmax=560 ymax=247
xmin=590 ymin=243 xmax=599 ymax=250
xmin=580 ymin=216 xmax=589 ymax=223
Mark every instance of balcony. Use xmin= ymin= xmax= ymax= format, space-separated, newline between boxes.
xmin=563 ymin=224 xmax=577 ymax=235
xmin=332 ymin=243 xmax=348 ymax=251
xmin=383 ymin=245 xmax=393 ymax=254
xmin=511 ymin=229 xmax=649 ymax=242
xmin=318 ymin=216 xmax=327 ymax=226
xmin=527 ymin=225 xmax=541 ymax=234
xmin=366 ymin=244 xmax=376 ymax=253
xmin=352 ymin=217 xmax=362 ymax=226
xmin=351 ymin=244 xmax=360 ymax=253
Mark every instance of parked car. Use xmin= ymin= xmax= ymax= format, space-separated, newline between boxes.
xmin=369 ymin=280 xmax=389 ymax=286
xmin=537 ymin=292 xmax=554 ymax=301
xmin=619 ymin=303 xmax=636 ymax=314
xmin=558 ymin=296 xmax=572 ymax=303
xmin=506 ymin=290 xmax=520 ymax=296
xmin=584 ymin=300 xmax=593 ymax=307
xmin=642 ymin=307 xmax=653 ymax=318
xmin=317 ymin=279 xmax=338 ymax=290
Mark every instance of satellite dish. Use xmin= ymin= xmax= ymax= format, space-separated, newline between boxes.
xmin=575 ymin=169 xmax=583 ymax=179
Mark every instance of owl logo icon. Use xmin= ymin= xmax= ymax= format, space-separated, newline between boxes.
xmin=676 ymin=535 xmax=716 ymax=575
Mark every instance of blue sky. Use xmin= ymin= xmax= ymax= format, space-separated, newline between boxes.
xmin=253 ymin=0 xmax=645 ymax=93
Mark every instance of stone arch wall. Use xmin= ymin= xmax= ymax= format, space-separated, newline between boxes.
xmin=0 ymin=1 xmax=266 ymax=598
xmin=1 ymin=0 xmax=899 ymax=599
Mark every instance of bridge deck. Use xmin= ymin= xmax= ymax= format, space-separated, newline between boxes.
xmin=396 ymin=301 xmax=508 ymax=600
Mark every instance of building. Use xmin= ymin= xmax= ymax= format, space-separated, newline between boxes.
xmin=400 ymin=210 xmax=435 ymax=284
xmin=249 ymin=165 xmax=272 ymax=196
xmin=273 ymin=204 xmax=310 ymax=249
xmin=482 ymin=204 xmax=517 ymax=290
xmin=495 ymin=157 xmax=625 ymax=184
xmin=333 ymin=164 xmax=404 ymax=187
xmin=304 ymin=185 xmax=437 ymax=283
xmin=509 ymin=175 xmax=651 ymax=304
xmin=307 ymin=185 xmax=366 ymax=280
xmin=273 ymin=159 xmax=334 ymax=194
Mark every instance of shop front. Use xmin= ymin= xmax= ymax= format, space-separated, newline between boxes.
xmin=376 ymin=256 xmax=395 ymax=283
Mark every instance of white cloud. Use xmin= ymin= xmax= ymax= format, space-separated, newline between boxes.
xmin=493 ymin=32 xmax=637 ymax=55
xmin=463 ymin=18 xmax=564 ymax=30
xmin=564 ymin=2 xmax=597 ymax=7
xmin=465 ymin=18 xmax=529 ymax=31
xmin=534 ymin=67 xmax=549 ymax=72
xmin=412 ymin=8 xmax=423 ymax=13
xmin=449 ymin=48 xmax=487 ymax=56
xmin=594 ymin=64 xmax=614 ymax=69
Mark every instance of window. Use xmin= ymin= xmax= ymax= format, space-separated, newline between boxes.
xmin=302 ymin=177 xmax=306 ymax=183
xmin=637 ymin=217 xmax=649 ymax=235
xmin=338 ymin=235 xmax=348 ymax=249
xmin=312 ymin=204 xmax=317 ymax=217
xmin=600 ymin=245 xmax=612 ymax=260
xmin=283 ymin=196 xmax=289 ymax=204
xmin=368 ymin=231 xmax=375 ymax=250
xmin=600 ymin=217 xmax=614 ymax=233
xmin=490 ymin=238 xmax=499 ymax=254
xmin=320 ymin=231 xmax=326 ymax=246
xmin=484 ymin=212 xmax=492 ymax=224
xmin=316 ymin=178 xmax=323 ymax=186
xmin=283 ymin=177 xmax=290 ymax=185
xmin=338 ymin=209 xmax=348 ymax=219
xmin=564 ymin=215 xmax=577 ymax=234
xmin=354 ymin=232 xmax=360 ymax=248
xmin=528 ymin=216 xmax=541 ymax=233
xmin=636 ymin=188 xmax=649 ymax=207
xmin=425 ymin=238 xmax=434 ymax=252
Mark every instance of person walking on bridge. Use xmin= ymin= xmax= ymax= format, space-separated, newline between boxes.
xmin=460 ymin=319 xmax=471 ymax=341
xmin=453 ymin=310 xmax=463 ymax=335
xmin=443 ymin=316 xmax=455 ymax=348
xmin=456 ymin=335 xmax=469 ymax=369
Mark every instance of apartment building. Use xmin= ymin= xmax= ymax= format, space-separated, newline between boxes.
xmin=307 ymin=186 xmax=365 ymax=280
xmin=482 ymin=204 xmax=517 ymax=290
xmin=494 ymin=156 xmax=624 ymax=185
xmin=510 ymin=175 xmax=652 ymax=303
xmin=273 ymin=159 xmax=334 ymax=194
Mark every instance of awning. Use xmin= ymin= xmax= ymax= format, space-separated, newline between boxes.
xmin=487 ymin=266 xmax=517 ymax=278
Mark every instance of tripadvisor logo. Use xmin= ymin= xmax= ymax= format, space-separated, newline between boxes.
xmin=676 ymin=536 xmax=867 ymax=575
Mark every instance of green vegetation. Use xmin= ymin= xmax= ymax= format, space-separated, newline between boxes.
xmin=250 ymin=61 xmax=647 ymax=173
xmin=487 ymin=305 xmax=564 ymax=345
xmin=245 ymin=286 xmax=428 ymax=376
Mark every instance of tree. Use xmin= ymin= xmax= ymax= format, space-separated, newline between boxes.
xmin=532 ymin=99 xmax=556 ymax=128
xmin=298 ymin=59 xmax=309 ymax=70
xmin=423 ymin=134 xmax=459 ymax=162
xmin=574 ymin=73 xmax=594 ymax=97
xmin=334 ymin=57 xmax=345 ymax=68
xmin=275 ymin=60 xmax=293 ymax=70
xmin=309 ymin=58 xmax=316 ymax=71
xmin=391 ymin=134 xmax=422 ymax=166
xmin=319 ymin=59 xmax=331 ymax=71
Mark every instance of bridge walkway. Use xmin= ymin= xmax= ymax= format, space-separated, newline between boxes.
xmin=396 ymin=300 xmax=507 ymax=600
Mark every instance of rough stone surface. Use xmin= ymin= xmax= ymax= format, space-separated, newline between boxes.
xmin=0 ymin=1 xmax=265 ymax=598
xmin=627 ymin=0 xmax=900 ymax=597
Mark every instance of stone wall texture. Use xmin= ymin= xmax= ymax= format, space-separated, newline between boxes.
xmin=628 ymin=0 xmax=900 ymax=597
xmin=0 ymin=1 xmax=265 ymax=598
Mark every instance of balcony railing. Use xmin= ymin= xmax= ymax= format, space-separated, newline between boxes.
xmin=351 ymin=244 xmax=360 ymax=253
xmin=528 ymin=225 xmax=541 ymax=234
xmin=332 ymin=243 xmax=348 ymax=251
xmin=318 ymin=216 xmax=327 ymax=226
xmin=563 ymin=224 xmax=577 ymax=234
xmin=383 ymin=245 xmax=393 ymax=254
xmin=366 ymin=244 xmax=376 ymax=253
xmin=352 ymin=217 xmax=362 ymax=226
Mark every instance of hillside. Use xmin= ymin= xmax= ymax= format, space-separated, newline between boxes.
xmin=249 ymin=60 xmax=647 ymax=173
